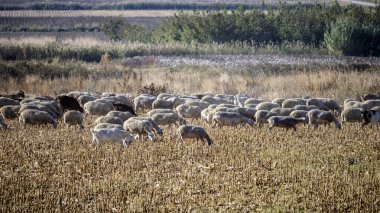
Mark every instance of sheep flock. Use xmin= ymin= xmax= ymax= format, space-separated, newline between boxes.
xmin=1 ymin=90 xmax=380 ymax=148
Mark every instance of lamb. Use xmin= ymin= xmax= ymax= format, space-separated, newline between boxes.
xmin=150 ymin=112 xmax=187 ymax=127
xmin=306 ymin=98 xmax=330 ymax=111
xmin=90 ymin=128 xmax=133 ymax=147
xmin=106 ymin=111 xmax=135 ymax=122
xmin=270 ymin=108 xmax=294 ymax=116
xmin=123 ymin=118 xmax=156 ymax=141
xmin=84 ymin=101 xmax=112 ymax=116
xmin=63 ymin=110 xmax=84 ymax=129
xmin=177 ymin=125 xmax=213 ymax=146
xmin=176 ymin=104 xmax=202 ymax=122
xmin=0 ymin=114 xmax=8 ymax=130
xmin=113 ymin=102 xmax=137 ymax=116
xmin=95 ymin=116 xmax=123 ymax=125
xmin=94 ymin=123 xmax=124 ymax=130
xmin=255 ymin=102 xmax=281 ymax=111
xmin=1 ymin=105 xmax=21 ymax=119
xmin=362 ymin=110 xmax=380 ymax=128
xmin=307 ymin=109 xmax=341 ymax=129
xmin=282 ymin=99 xmax=303 ymax=108
xmin=255 ymin=110 xmax=278 ymax=127
xmin=19 ymin=109 xmax=57 ymax=128
xmin=212 ymin=111 xmax=255 ymax=128
xmin=0 ymin=97 xmax=20 ymax=108
xmin=268 ymin=116 xmax=307 ymax=132
xmin=56 ymin=95 xmax=84 ymax=113
xmin=146 ymin=109 xmax=176 ymax=118
xmin=341 ymin=107 xmax=364 ymax=124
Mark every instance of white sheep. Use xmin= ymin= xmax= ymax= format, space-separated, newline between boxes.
xmin=268 ymin=116 xmax=307 ymax=132
xmin=271 ymin=98 xmax=286 ymax=106
xmin=0 ymin=97 xmax=20 ymax=108
xmin=0 ymin=114 xmax=8 ymax=130
xmin=77 ymin=95 xmax=96 ymax=107
xmin=255 ymin=102 xmax=281 ymax=111
xmin=255 ymin=110 xmax=278 ymax=127
xmin=318 ymin=98 xmax=342 ymax=113
xmin=94 ymin=116 xmax=123 ymax=126
xmin=307 ymin=109 xmax=341 ymax=129
xmin=282 ymin=99 xmax=303 ymax=108
xmin=306 ymin=98 xmax=330 ymax=111
xmin=129 ymin=117 xmax=163 ymax=136
xmin=289 ymin=110 xmax=309 ymax=123
xmin=134 ymin=94 xmax=156 ymax=113
xmin=293 ymin=105 xmax=318 ymax=111
xmin=146 ymin=109 xmax=176 ymax=118
xmin=341 ymin=107 xmax=364 ymax=124
xmin=176 ymin=104 xmax=202 ymax=122
xmin=152 ymin=99 xmax=175 ymax=109
xmin=19 ymin=109 xmax=57 ymax=128
xmin=1 ymin=105 xmax=21 ymax=120
xmin=84 ymin=101 xmax=112 ymax=116
xmin=234 ymin=94 xmax=250 ymax=107
xmin=244 ymin=98 xmax=264 ymax=106
xmin=123 ymin=118 xmax=156 ymax=141
xmin=212 ymin=111 xmax=255 ymax=128
xmin=150 ymin=112 xmax=187 ymax=127
xmin=371 ymin=106 xmax=380 ymax=111
xmin=270 ymin=108 xmax=294 ymax=116
xmin=201 ymin=108 xmax=214 ymax=124
xmin=234 ymin=107 xmax=257 ymax=120
xmin=106 ymin=111 xmax=135 ymax=122
xmin=177 ymin=125 xmax=213 ymax=146
xmin=90 ymin=128 xmax=133 ymax=147
xmin=184 ymin=100 xmax=210 ymax=110
xmin=63 ymin=110 xmax=84 ymax=129
xmin=201 ymin=96 xmax=230 ymax=105
xmin=94 ymin=123 xmax=123 ymax=130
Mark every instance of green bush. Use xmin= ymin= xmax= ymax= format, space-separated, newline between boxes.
xmin=324 ymin=16 xmax=380 ymax=56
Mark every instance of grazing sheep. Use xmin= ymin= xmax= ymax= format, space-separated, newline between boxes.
xmin=318 ymin=98 xmax=342 ymax=114
xmin=255 ymin=102 xmax=281 ymax=111
xmin=344 ymin=100 xmax=360 ymax=109
xmin=201 ymin=96 xmax=230 ymax=105
xmin=184 ymin=100 xmax=210 ymax=110
xmin=201 ymin=108 xmax=215 ymax=124
xmin=56 ymin=95 xmax=84 ymax=113
xmin=341 ymin=107 xmax=364 ymax=124
xmin=0 ymin=97 xmax=20 ymax=108
xmin=157 ymin=93 xmax=175 ymax=100
xmin=177 ymin=125 xmax=213 ymax=146
xmin=306 ymin=98 xmax=330 ymax=111
xmin=271 ymin=98 xmax=286 ymax=106
xmin=307 ymin=109 xmax=341 ymax=129
xmin=113 ymin=102 xmax=136 ymax=116
xmin=234 ymin=107 xmax=257 ymax=120
xmin=234 ymin=94 xmax=250 ymax=107
xmin=244 ymin=104 xmax=258 ymax=109
xmin=293 ymin=105 xmax=318 ymax=111
xmin=0 ymin=90 xmax=25 ymax=101
xmin=63 ymin=110 xmax=84 ymax=129
xmin=84 ymin=101 xmax=112 ymax=116
xmin=176 ymin=104 xmax=202 ymax=122
xmin=268 ymin=116 xmax=306 ymax=132
xmin=270 ymin=108 xmax=294 ymax=116
xmin=77 ymin=95 xmax=97 ymax=107
xmin=134 ymin=95 xmax=156 ymax=113
xmin=1 ymin=105 xmax=21 ymax=119
xmin=90 ymin=128 xmax=133 ymax=147
xmin=0 ymin=114 xmax=8 ymax=130
xmin=255 ymin=110 xmax=278 ymax=127
xmin=19 ymin=104 xmax=59 ymax=120
xmin=19 ymin=109 xmax=57 ymax=128
xmin=282 ymin=99 xmax=303 ymax=108
xmin=361 ymin=93 xmax=380 ymax=101
xmin=244 ymin=98 xmax=264 ymax=106
xmin=123 ymin=118 xmax=156 ymax=141
xmin=146 ymin=109 xmax=176 ymax=118
xmin=150 ymin=112 xmax=187 ymax=127
xmin=217 ymin=104 xmax=237 ymax=108
xmin=152 ymin=99 xmax=175 ymax=110
xmin=362 ymin=110 xmax=380 ymax=128
xmin=290 ymin=110 xmax=309 ymax=123
xmin=67 ymin=91 xmax=90 ymax=99
xmin=212 ymin=111 xmax=255 ymax=128
xmin=94 ymin=123 xmax=124 ymax=130
xmin=129 ymin=117 xmax=163 ymax=136
xmin=371 ymin=106 xmax=380 ymax=111
xmin=95 ymin=116 xmax=123 ymax=125
xmin=106 ymin=111 xmax=135 ymax=122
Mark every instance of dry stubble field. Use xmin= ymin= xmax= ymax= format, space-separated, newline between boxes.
xmin=1 ymin=114 xmax=380 ymax=211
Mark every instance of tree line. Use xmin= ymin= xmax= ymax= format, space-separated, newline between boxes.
xmin=102 ymin=3 xmax=380 ymax=56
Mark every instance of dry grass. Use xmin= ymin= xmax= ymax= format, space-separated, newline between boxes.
xmin=0 ymin=117 xmax=379 ymax=211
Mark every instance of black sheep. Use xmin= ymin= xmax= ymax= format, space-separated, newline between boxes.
xmin=56 ymin=95 xmax=84 ymax=113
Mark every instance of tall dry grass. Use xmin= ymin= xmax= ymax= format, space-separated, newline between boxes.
xmin=0 ymin=118 xmax=379 ymax=211
xmin=2 ymin=64 xmax=379 ymax=102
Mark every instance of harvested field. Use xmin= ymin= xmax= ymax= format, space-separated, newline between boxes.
xmin=1 ymin=118 xmax=379 ymax=211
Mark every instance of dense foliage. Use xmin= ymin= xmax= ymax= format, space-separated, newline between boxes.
xmin=103 ymin=3 xmax=380 ymax=56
